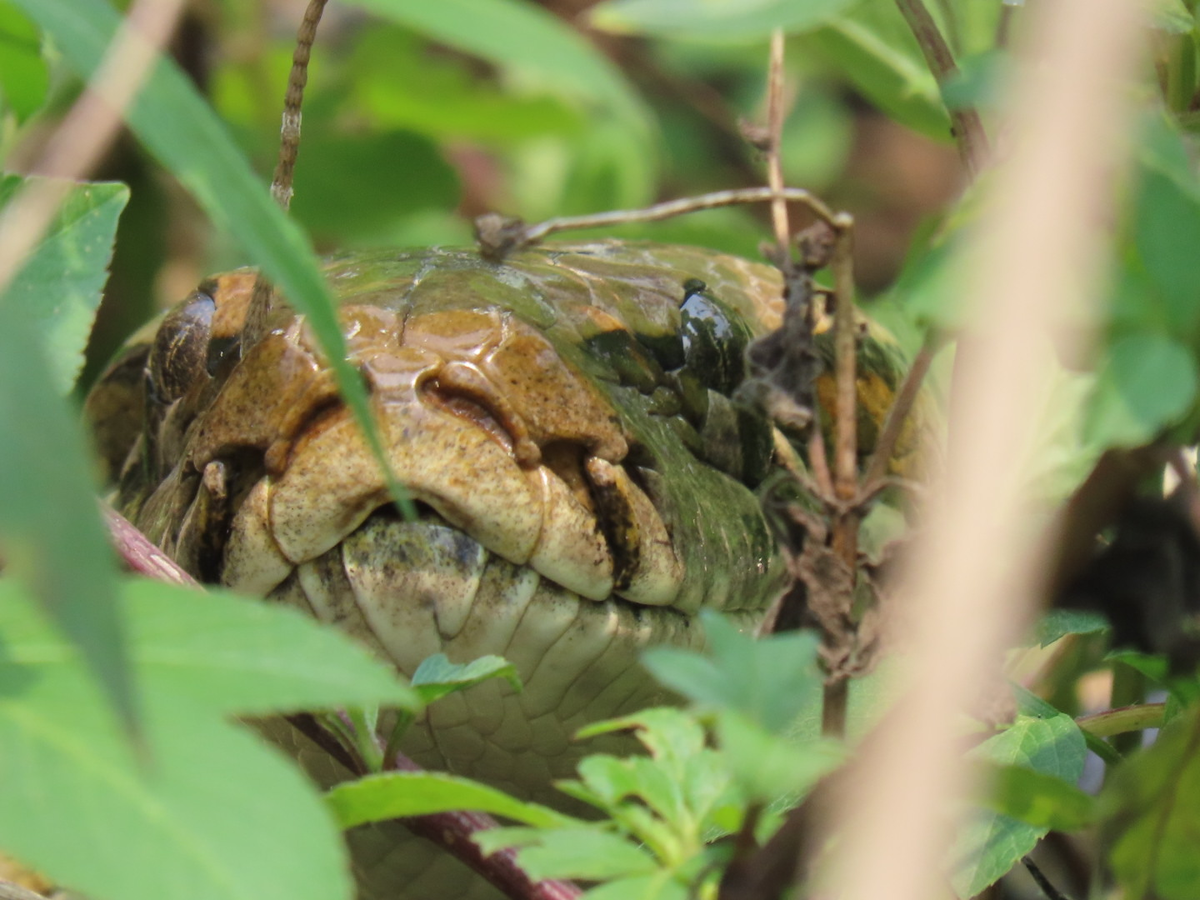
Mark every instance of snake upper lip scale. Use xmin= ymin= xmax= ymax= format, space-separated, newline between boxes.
xmin=85 ymin=240 xmax=794 ymax=897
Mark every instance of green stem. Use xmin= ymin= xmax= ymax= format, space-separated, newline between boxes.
xmin=1077 ymin=702 xmax=1166 ymax=740
xmin=1108 ymin=663 xmax=1148 ymax=757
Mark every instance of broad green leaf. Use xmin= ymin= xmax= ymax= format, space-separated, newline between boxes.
xmin=0 ymin=1 xmax=46 ymax=120
xmin=0 ymin=578 xmax=417 ymax=716
xmin=326 ymin=771 xmax=575 ymax=829
xmin=0 ymin=310 xmax=134 ymax=739
xmin=410 ymin=653 xmax=521 ymax=705
xmin=1034 ymin=609 xmax=1110 ymax=647
xmin=643 ymin=612 xmax=823 ymax=735
xmin=15 ymin=0 xmax=417 ymax=521
xmin=342 ymin=0 xmax=653 ymax=144
xmin=589 ymin=0 xmax=858 ymax=40
xmin=1 ymin=175 xmax=129 ymax=392
xmin=0 ymin=581 xmax=360 ymax=900
xmin=1012 ymin=685 xmax=1122 ymax=767
xmin=807 ymin=2 xmax=951 ymax=141
xmin=980 ymin=764 xmax=1098 ymax=832
xmin=1083 ymin=333 xmax=1198 ymax=448
xmin=1103 ymin=708 xmax=1200 ymax=900
xmin=950 ymin=713 xmax=1086 ymax=898
xmin=119 ymin=579 xmax=417 ymax=714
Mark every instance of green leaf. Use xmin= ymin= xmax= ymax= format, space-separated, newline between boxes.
xmin=1034 ymin=609 xmax=1111 ymax=647
xmin=1083 ymin=333 xmax=1199 ymax=448
xmin=1134 ymin=164 xmax=1200 ymax=337
xmin=575 ymin=753 xmax=686 ymax=824
xmin=807 ymin=3 xmax=951 ymax=141
xmin=410 ymin=653 xmax=521 ymax=704
xmin=1011 ymin=685 xmax=1122 ymax=767
xmin=642 ymin=612 xmax=823 ymax=735
xmin=950 ymin=713 xmax=1087 ymax=898
xmin=326 ymin=770 xmax=576 ymax=829
xmin=506 ymin=828 xmax=660 ymax=881
xmin=1106 ymin=649 xmax=1169 ymax=684
xmin=1103 ymin=708 xmax=1200 ymax=900
xmin=1151 ymin=0 xmax=1195 ymax=33
xmin=1 ymin=175 xmax=129 ymax=393
xmin=580 ymin=874 xmax=689 ymax=900
xmin=714 ymin=710 xmax=845 ymax=802
xmin=342 ymin=0 xmax=653 ymax=144
xmin=0 ymin=1 xmax=47 ymax=120
xmin=980 ymin=764 xmax=1098 ymax=832
xmin=0 ymin=305 xmax=135 ymax=740
xmin=589 ymin=0 xmax=858 ymax=40
xmin=347 ymin=25 xmax=581 ymax=144
xmin=15 ymin=0 xmax=417 ymax=521
xmin=118 ymin=579 xmax=418 ymax=714
xmin=0 ymin=579 xmax=376 ymax=900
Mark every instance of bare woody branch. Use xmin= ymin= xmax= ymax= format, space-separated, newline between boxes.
xmin=894 ymin=0 xmax=989 ymax=175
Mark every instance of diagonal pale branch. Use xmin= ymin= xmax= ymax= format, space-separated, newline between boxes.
xmin=828 ymin=0 xmax=1147 ymax=898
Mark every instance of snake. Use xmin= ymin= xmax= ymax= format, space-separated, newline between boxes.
xmin=84 ymin=239 xmax=910 ymax=898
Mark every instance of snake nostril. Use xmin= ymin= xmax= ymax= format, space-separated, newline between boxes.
xmin=540 ymin=441 xmax=592 ymax=511
xmin=418 ymin=367 xmax=544 ymax=467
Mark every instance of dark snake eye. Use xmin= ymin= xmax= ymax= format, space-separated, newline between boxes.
xmin=679 ymin=278 xmax=751 ymax=396
xmin=148 ymin=291 xmax=216 ymax=404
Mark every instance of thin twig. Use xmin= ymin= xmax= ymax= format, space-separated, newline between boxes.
xmin=831 ymin=216 xmax=858 ymax=503
xmin=243 ymin=0 xmax=329 ymax=351
xmin=806 ymin=426 xmax=835 ymax=500
xmin=1021 ymin=857 xmax=1073 ymax=900
xmin=103 ymin=505 xmax=199 ymax=586
xmin=765 ymin=30 xmax=790 ymax=252
xmin=0 ymin=0 xmax=187 ymax=299
xmin=860 ymin=333 xmax=942 ymax=489
xmin=894 ymin=0 xmax=989 ymax=176
xmin=488 ymin=187 xmax=839 ymax=256
xmin=822 ymin=212 xmax=859 ymax=737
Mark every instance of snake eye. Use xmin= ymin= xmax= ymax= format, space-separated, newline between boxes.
xmin=679 ymin=279 xmax=751 ymax=396
xmin=148 ymin=291 xmax=216 ymax=404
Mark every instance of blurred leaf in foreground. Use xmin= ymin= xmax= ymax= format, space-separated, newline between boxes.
xmin=1103 ymin=707 xmax=1200 ymax=900
xmin=0 ymin=175 xmax=129 ymax=393
xmin=0 ymin=578 xmax=417 ymax=900
xmin=950 ymin=713 xmax=1086 ymax=899
xmin=0 ymin=174 xmax=135 ymax=741
xmin=0 ymin=1 xmax=47 ymax=121
xmin=589 ymin=0 xmax=858 ymax=41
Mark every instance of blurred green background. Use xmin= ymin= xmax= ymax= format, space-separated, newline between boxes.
xmin=10 ymin=0 xmax=971 ymax=388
